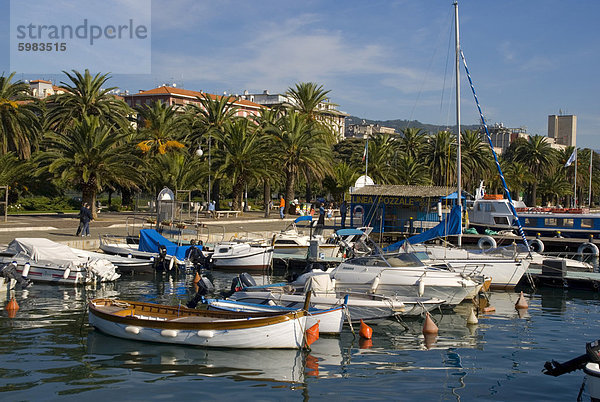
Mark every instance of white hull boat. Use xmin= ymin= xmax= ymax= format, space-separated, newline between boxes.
xmin=89 ymin=298 xmax=310 ymax=349
xmin=407 ymin=244 xmax=530 ymax=289
xmin=210 ymin=242 xmax=273 ymax=271
xmin=70 ymin=247 xmax=154 ymax=274
xmin=0 ymin=238 xmax=120 ymax=285
xmin=228 ymin=290 xmax=443 ymax=322
xmin=205 ymin=299 xmax=345 ymax=334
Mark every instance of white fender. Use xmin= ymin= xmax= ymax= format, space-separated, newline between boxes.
xmin=578 ymin=242 xmax=600 ymax=256
xmin=168 ymin=257 xmax=175 ymax=271
xmin=197 ymin=330 xmax=215 ymax=338
xmin=478 ymin=236 xmax=497 ymax=250
xmin=418 ymin=279 xmax=425 ymax=297
xmin=127 ymin=253 xmax=132 ymax=259
xmin=63 ymin=267 xmax=71 ymax=279
xmin=22 ymin=262 xmax=31 ymax=277
xmin=161 ymin=329 xmax=178 ymax=338
xmin=529 ymin=239 xmax=545 ymax=253
xmin=125 ymin=326 xmax=141 ymax=334
xmin=370 ymin=276 xmax=380 ymax=293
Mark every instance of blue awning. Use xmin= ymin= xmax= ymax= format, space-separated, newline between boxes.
xmin=383 ymin=205 xmax=462 ymax=252
xmin=138 ymin=229 xmax=193 ymax=261
xmin=441 ymin=191 xmax=466 ymax=200
xmin=336 ymin=228 xmax=364 ymax=236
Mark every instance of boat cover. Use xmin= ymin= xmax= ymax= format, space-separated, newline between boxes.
xmin=138 ymin=229 xmax=192 ymax=261
xmin=7 ymin=238 xmax=86 ymax=266
xmin=383 ymin=205 xmax=461 ymax=252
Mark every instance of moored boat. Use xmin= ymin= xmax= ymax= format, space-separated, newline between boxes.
xmin=210 ymin=242 xmax=273 ymax=271
xmin=88 ymin=298 xmax=311 ymax=349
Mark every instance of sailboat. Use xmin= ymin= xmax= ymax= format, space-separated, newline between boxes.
xmin=383 ymin=1 xmax=531 ymax=289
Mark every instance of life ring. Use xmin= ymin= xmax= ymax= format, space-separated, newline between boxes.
xmin=477 ymin=236 xmax=497 ymax=250
xmin=529 ymin=239 xmax=545 ymax=253
xmin=577 ymin=242 xmax=600 ymax=256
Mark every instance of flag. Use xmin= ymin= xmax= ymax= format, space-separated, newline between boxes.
xmin=362 ymin=141 xmax=368 ymax=162
xmin=565 ymin=149 xmax=577 ymax=167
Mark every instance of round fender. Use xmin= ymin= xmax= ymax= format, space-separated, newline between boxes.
xmin=577 ymin=242 xmax=600 ymax=256
xmin=529 ymin=239 xmax=545 ymax=253
xmin=477 ymin=236 xmax=497 ymax=251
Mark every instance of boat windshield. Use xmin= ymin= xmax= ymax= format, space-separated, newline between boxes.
xmin=347 ymin=253 xmax=425 ymax=267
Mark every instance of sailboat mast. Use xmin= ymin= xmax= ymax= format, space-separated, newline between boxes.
xmin=589 ymin=150 xmax=593 ymax=207
xmin=574 ymin=148 xmax=578 ymax=207
xmin=454 ymin=0 xmax=462 ymax=246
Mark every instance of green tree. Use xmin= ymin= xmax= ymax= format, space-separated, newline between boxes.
xmin=0 ymin=73 xmax=41 ymax=159
xmin=46 ymin=69 xmax=131 ymax=133
xmin=187 ymin=93 xmax=239 ymax=208
xmin=212 ymin=119 xmax=270 ymax=210
xmin=514 ymin=135 xmax=557 ymax=205
xmin=399 ymin=127 xmax=427 ymax=159
xmin=136 ymin=100 xmax=187 ymax=155
xmin=40 ymin=115 xmax=142 ymax=217
xmin=268 ymin=111 xmax=331 ymax=211
xmin=323 ymin=162 xmax=360 ymax=202
xmin=461 ymin=129 xmax=492 ymax=194
xmin=425 ymin=130 xmax=456 ymax=186
xmin=365 ymin=133 xmax=397 ymax=184
xmin=396 ymin=153 xmax=431 ymax=185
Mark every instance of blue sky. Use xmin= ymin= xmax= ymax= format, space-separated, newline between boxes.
xmin=2 ymin=0 xmax=599 ymax=148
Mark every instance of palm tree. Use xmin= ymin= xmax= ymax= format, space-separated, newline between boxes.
xmin=136 ymin=100 xmax=187 ymax=155
xmin=514 ymin=135 xmax=557 ymax=205
xmin=268 ymin=111 xmax=331 ymax=210
xmin=396 ymin=153 xmax=431 ymax=185
xmin=424 ymin=130 xmax=456 ymax=186
xmin=399 ymin=127 xmax=427 ymax=159
xmin=538 ymin=172 xmax=572 ymax=206
xmin=40 ymin=115 xmax=142 ymax=217
xmin=365 ymin=134 xmax=397 ymax=184
xmin=502 ymin=160 xmax=533 ymax=201
xmin=211 ymin=119 xmax=270 ymax=210
xmin=323 ymin=162 xmax=360 ymax=202
xmin=46 ymin=69 xmax=131 ymax=133
xmin=461 ymin=129 xmax=492 ymax=193
xmin=146 ymin=152 xmax=207 ymax=195
xmin=0 ymin=73 xmax=41 ymax=159
xmin=187 ymin=93 xmax=239 ymax=208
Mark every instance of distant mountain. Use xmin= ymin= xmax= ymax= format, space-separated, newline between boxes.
xmin=346 ymin=116 xmax=481 ymax=134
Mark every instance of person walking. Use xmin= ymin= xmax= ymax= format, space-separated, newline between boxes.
xmin=315 ymin=202 xmax=326 ymax=236
xmin=80 ymin=203 xmax=93 ymax=237
xmin=340 ymin=200 xmax=347 ymax=228
xmin=75 ymin=202 xmax=87 ymax=236
xmin=279 ymin=195 xmax=285 ymax=219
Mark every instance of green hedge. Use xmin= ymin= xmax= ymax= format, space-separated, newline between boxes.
xmin=15 ymin=196 xmax=81 ymax=212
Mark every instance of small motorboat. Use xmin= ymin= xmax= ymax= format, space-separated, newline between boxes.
xmin=88 ymin=298 xmax=312 ymax=349
xmin=229 ymin=272 xmax=445 ymax=322
xmin=210 ymin=242 xmax=273 ymax=271
xmin=205 ymin=298 xmax=345 ymax=334
xmin=69 ymin=247 xmax=154 ymax=274
xmin=272 ymin=216 xmax=340 ymax=258
xmin=0 ymin=238 xmax=120 ymax=285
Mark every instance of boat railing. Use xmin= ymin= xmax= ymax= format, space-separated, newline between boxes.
xmin=126 ymin=215 xmax=155 ymax=237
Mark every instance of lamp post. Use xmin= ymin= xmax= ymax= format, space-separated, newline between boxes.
xmin=196 ymin=138 xmax=211 ymax=206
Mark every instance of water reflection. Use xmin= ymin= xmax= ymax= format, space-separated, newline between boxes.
xmin=87 ymin=331 xmax=307 ymax=383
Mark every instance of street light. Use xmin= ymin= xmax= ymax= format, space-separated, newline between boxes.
xmin=196 ymin=137 xmax=211 ymax=205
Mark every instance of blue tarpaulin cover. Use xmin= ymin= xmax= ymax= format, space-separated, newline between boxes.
xmin=294 ymin=215 xmax=313 ymax=223
xmin=138 ymin=229 xmax=194 ymax=261
xmin=383 ymin=205 xmax=462 ymax=252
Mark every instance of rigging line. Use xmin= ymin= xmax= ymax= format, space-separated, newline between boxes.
xmin=460 ymin=50 xmax=530 ymax=253
xmin=405 ymin=6 xmax=454 ymax=130
xmin=440 ymin=8 xmax=455 ymax=118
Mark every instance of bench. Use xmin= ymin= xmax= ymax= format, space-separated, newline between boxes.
xmin=214 ymin=210 xmax=241 ymax=218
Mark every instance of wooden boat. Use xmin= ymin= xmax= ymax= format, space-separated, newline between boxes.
xmin=205 ymin=298 xmax=344 ymax=334
xmin=88 ymin=298 xmax=310 ymax=349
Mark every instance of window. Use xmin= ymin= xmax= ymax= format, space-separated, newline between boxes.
xmin=494 ymin=217 xmax=510 ymax=225
xmin=582 ymin=219 xmax=594 ymax=228
xmin=524 ymin=218 xmax=538 ymax=226
xmin=545 ymin=218 xmax=558 ymax=226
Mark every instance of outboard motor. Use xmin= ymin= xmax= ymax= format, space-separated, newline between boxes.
xmin=153 ymin=245 xmax=168 ymax=271
xmin=186 ymin=275 xmax=215 ymax=308
xmin=186 ymin=245 xmax=209 ymax=270
xmin=0 ymin=262 xmax=32 ymax=288
xmin=543 ymin=340 xmax=600 ymax=376
xmin=230 ymin=272 xmax=257 ymax=293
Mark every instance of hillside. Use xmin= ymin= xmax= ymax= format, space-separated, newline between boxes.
xmin=346 ymin=116 xmax=481 ymax=134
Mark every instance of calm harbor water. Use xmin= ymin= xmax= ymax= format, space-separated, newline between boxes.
xmin=1 ymin=271 xmax=599 ymax=401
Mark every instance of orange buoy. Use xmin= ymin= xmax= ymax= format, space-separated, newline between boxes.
xmin=422 ymin=312 xmax=439 ymax=335
xmin=6 ymin=297 xmax=19 ymax=318
xmin=515 ymin=291 xmax=529 ymax=309
xmin=359 ymin=337 xmax=373 ymax=349
xmin=305 ymin=322 xmax=319 ymax=347
xmin=359 ymin=319 xmax=373 ymax=339
xmin=424 ymin=333 xmax=437 ymax=349
xmin=193 ymin=272 xmax=201 ymax=284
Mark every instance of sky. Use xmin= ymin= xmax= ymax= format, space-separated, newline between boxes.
xmin=1 ymin=0 xmax=599 ymax=148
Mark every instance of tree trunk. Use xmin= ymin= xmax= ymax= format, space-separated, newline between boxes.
xmin=232 ymin=180 xmax=244 ymax=211
xmin=263 ymin=180 xmax=271 ymax=218
xmin=108 ymin=190 xmax=112 ymax=206
xmin=121 ymin=186 xmax=133 ymax=208
xmin=305 ymin=169 xmax=312 ymax=202
xmin=285 ymin=169 xmax=296 ymax=216
xmin=82 ymin=186 xmax=98 ymax=219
